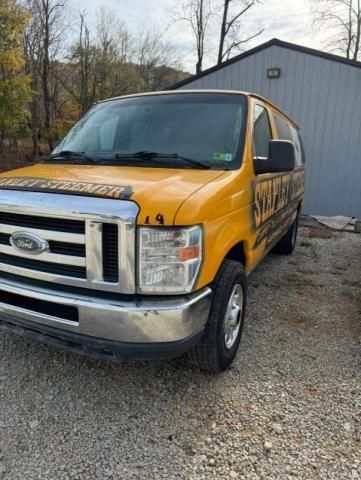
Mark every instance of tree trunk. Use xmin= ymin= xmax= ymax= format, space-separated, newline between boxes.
xmin=218 ymin=0 xmax=229 ymax=64
xmin=353 ymin=0 xmax=361 ymax=60
xmin=196 ymin=0 xmax=204 ymax=74
xmin=0 ymin=130 xmax=5 ymax=154
xmin=345 ymin=0 xmax=353 ymax=59
xmin=31 ymin=131 xmax=39 ymax=156
xmin=196 ymin=59 xmax=202 ymax=74
xmin=42 ymin=3 xmax=52 ymax=150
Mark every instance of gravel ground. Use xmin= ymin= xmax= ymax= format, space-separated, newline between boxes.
xmin=0 ymin=227 xmax=360 ymax=480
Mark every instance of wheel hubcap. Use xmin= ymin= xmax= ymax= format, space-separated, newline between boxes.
xmin=224 ymin=284 xmax=243 ymax=350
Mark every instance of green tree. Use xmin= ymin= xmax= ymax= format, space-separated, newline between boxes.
xmin=0 ymin=0 xmax=31 ymax=152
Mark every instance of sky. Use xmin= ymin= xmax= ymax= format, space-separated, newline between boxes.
xmin=69 ymin=0 xmax=328 ymax=73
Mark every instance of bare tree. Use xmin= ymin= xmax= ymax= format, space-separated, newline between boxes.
xmin=217 ymin=0 xmax=264 ymax=64
xmin=77 ymin=12 xmax=92 ymax=112
xmin=95 ymin=7 xmax=132 ymax=99
xmin=23 ymin=6 xmax=42 ymax=155
xmin=65 ymin=9 xmax=177 ymax=111
xmin=136 ymin=31 xmax=179 ymax=90
xmin=313 ymin=0 xmax=361 ymax=61
xmin=64 ymin=12 xmax=97 ymax=112
xmin=177 ymin=0 xmax=212 ymax=74
xmin=24 ymin=0 xmax=68 ymax=149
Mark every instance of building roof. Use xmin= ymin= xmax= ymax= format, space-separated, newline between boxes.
xmin=170 ymin=38 xmax=361 ymax=90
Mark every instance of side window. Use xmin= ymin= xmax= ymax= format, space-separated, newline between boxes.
xmin=290 ymin=125 xmax=304 ymax=166
xmin=253 ymin=104 xmax=272 ymax=158
xmin=274 ymin=114 xmax=304 ymax=167
xmin=273 ymin=114 xmax=293 ymax=141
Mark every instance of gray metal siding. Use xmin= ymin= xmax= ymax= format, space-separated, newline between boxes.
xmin=178 ymin=45 xmax=361 ymax=217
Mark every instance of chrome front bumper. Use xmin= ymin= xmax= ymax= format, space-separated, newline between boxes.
xmin=0 ymin=276 xmax=212 ymax=349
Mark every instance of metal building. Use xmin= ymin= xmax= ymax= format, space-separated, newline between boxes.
xmin=172 ymin=39 xmax=361 ymax=218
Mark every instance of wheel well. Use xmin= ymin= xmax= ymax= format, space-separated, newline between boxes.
xmin=225 ymin=241 xmax=246 ymax=266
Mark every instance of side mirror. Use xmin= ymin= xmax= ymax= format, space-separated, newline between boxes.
xmin=254 ymin=140 xmax=295 ymax=175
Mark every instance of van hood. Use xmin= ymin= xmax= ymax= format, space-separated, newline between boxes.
xmin=0 ymin=164 xmax=226 ymax=225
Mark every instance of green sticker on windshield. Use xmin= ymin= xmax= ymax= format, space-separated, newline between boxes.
xmin=213 ymin=152 xmax=233 ymax=162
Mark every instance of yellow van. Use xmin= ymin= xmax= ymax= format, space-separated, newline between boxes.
xmin=0 ymin=90 xmax=305 ymax=372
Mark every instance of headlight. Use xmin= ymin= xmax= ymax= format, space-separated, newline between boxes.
xmin=138 ymin=226 xmax=202 ymax=294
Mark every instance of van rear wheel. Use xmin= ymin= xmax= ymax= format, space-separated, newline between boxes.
xmin=188 ymin=259 xmax=247 ymax=373
xmin=273 ymin=217 xmax=298 ymax=255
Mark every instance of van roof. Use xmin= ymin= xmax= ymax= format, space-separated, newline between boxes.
xmin=98 ymin=89 xmax=299 ymax=129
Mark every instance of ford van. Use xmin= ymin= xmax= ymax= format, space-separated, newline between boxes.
xmin=0 ymin=90 xmax=305 ymax=372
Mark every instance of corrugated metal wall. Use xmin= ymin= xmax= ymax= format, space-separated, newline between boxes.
xmin=178 ymin=45 xmax=361 ymax=217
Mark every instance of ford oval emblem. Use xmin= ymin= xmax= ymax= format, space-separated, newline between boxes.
xmin=10 ymin=232 xmax=49 ymax=255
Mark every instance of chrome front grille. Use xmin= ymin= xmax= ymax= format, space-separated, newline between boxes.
xmin=0 ymin=220 xmax=86 ymax=278
xmin=0 ymin=211 xmax=85 ymax=233
xmin=0 ymin=190 xmax=139 ymax=294
xmin=0 ymin=252 xmax=87 ymax=278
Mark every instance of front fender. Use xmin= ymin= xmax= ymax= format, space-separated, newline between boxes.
xmin=174 ymin=170 xmax=255 ymax=288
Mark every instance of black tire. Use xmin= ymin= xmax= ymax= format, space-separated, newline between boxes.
xmin=273 ymin=216 xmax=298 ymax=255
xmin=188 ymin=259 xmax=247 ymax=373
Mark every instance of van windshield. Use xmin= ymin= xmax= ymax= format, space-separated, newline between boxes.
xmin=51 ymin=93 xmax=247 ymax=170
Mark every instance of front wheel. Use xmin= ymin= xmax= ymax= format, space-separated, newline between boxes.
xmin=188 ymin=259 xmax=247 ymax=373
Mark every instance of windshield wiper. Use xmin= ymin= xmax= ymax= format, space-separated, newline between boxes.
xmin=46 ymin=150 xmax=97 ymax=163
xmin=45 ymin=149 xmax=211 ymax=169
xmin=114 ymin=151 xmax=210 ymax=169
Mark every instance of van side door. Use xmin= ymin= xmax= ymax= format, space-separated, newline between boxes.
xmin=251 ymin=102 xmax=296 ymax=253
xmin=273 ymin=112 xmax=305 ymax=214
